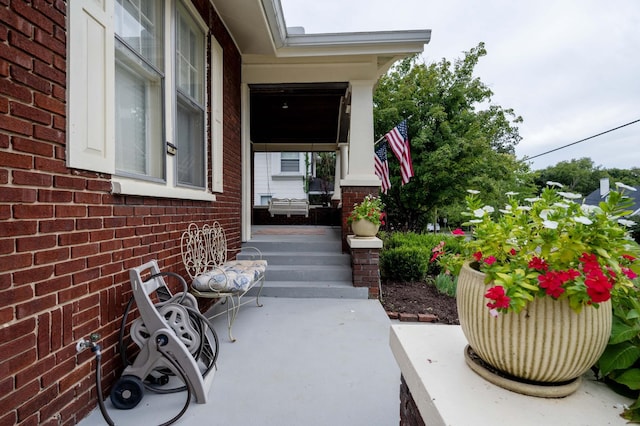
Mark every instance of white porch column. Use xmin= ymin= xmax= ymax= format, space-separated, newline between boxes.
xmin=332 ymin=143 xmax=348 ymax=201
xmin=241 ymin=83 xmax=252 ymax=242
xmin=341 ymin=80 xmax=379 ymax=187
xmin=339 ymin=142 xmax=348 ymax=180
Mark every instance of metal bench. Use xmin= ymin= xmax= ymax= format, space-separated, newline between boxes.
xmin=268 ymin=198 xmax=309 ymax=217
xmin=181 ymin=222 xmax=267 ymax=342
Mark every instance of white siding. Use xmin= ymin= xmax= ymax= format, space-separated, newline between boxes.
xmin=253 ymin=152 xmax=307 ymax=205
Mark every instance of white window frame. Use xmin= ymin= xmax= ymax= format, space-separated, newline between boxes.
xmin=67 ymin=0 xmax=217 ymax=201
xmin=279 ymin=152 xmax=302 ymax=175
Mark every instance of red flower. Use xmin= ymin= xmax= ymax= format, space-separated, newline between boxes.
xmin=485 ymin=286 xmax=510 ymax=310
xmin=379 ymin=212 xmax=386 ymax=226
xmin=452 ymin=228 xmax=465 ymax=236
xmin=484 ymin=256 xmax=497 ymax=266
xmin=528 ymin=256 xmax=549 ymax=271
xmin=509 ymin=248 xmax=517 ymax=256
xmin=473 ymin=251 xmax=483 ymax=262
xmin=537 ymin=271 xmax=565 ymax=298
xmin=585 ymin=271 xmax=612 ymax=303
xmin=622 ymin=267 xmax=638 ymax=280
xmin=622 ymin=254 xmax=637 ymax=262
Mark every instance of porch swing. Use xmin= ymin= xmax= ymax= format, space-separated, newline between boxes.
xmin=266 ymin=149 xmax=309 ymax=218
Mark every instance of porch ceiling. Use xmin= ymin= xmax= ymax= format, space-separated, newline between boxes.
xmin=250 ymin=82 xmax=350 ymax=152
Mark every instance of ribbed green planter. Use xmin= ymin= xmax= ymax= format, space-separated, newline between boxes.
xmin=457 ymin=262 xmax=612 ymax=390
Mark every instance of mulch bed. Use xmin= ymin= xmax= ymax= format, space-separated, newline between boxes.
xmin=380 ymin=280 xmax=459 ymax=324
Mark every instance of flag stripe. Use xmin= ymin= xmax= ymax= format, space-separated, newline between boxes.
xmin=384 ymin=120 xmax=414 ymax=185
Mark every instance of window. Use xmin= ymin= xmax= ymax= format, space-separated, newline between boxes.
xmin=280 ymin=152 xmax=300 ymax=173
xmin=260 ymin=195 xmax=272 ymax=206
xmin=67 ymin=0 xmax=215 ymax=200
xmin=114 ymin=0 xmax=164 ymax=180
xmin=175 ymin=1 xmax=205 ymax=188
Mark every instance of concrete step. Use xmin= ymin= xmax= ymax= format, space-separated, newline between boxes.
xmin=265 ymin=264 xmax=352 ymax=282
xmin=243 ymin=240 xmax=341 ymax=253
xmin=239 ymin=251 xmax=351 ymax=266
xmin=239 ymin=226 xmax=360 ymax=299
xmin=247 ymin=280 xmax=368 ymax=299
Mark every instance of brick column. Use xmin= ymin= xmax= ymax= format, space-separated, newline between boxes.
xmin=341 ymin=185 xmax=380 ymax=252
xmin=348 ymin=235 xmax=382 ymax=299
xmin=400 ymin=375 xmax=426 ymax=426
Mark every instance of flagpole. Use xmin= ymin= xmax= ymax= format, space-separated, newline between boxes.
xmin=374 ymin=135 xmax=386 ymax=146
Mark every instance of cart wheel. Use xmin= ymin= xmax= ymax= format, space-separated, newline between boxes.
xmin=110 ymin=375 xmax=144 ymax=410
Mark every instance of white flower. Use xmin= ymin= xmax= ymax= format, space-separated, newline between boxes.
xmin=469 ymin=219 xmax=483 ymax=224
xmin=483 ymin=205 xmax=495 ymax=214
xmin=553 ymin=202 xmax=570 ymax=209
xmin=473 ymin=208 xmax=486 ymax=218
xmin=489 ymin=308 xmax=499 ymax=318
xmin=615 ymin=182 xmax=637 ymax=191
xmin=557 ymin=191 xmax=583 ymax=199
xmin=499 ymin=209 xmax=511 ymax=214
xmin=543 ymin=220 xmax=559 ymax=229
xmin=539 ymin=209 xmax=553 ymax=220
xmin=618 ymin=219 xmax=637 ymax=227
xmin=505 ymin=191 xmax=519 ymax=196
xmin=546 ymin=181 xmax=564 ymax=188
xmin=467 ymin=189 xmax=480 ymax=194
xmin=517 ymin=206 xmax=532 ymax=211
xmin=574 ymin=216 xmax=593 ymax=225
xmin=581 ymin=204 xmax=601 ymax=214
xmin=524 ymin=197 xmax=541 ymax=203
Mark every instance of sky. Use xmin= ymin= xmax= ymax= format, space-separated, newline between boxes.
xmin=279 ymin=0 xmax=640 ymax=170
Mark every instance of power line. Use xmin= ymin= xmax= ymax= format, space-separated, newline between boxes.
xmin=526 ymin=118 xmax=640 ymax=160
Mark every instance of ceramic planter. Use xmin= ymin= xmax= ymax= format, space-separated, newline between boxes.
xmin=457 ymin=262 xmax=612 ymax=396
xmin=351 ymin=219 xmax=380 ymax=238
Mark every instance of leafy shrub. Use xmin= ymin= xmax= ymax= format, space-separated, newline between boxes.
xmin=596 ymin=282 xmax=640 ymax=422
xmin=380 ymin=232 xmax=465 ymax=281
xmin=380 ymin=246 xmax=431 ymax=282
xmin=434 ymin=273 xmax=457 ymax=297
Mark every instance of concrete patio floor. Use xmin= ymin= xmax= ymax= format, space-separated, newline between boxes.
xmin=79 ymin=297 xmax=400 ymax=426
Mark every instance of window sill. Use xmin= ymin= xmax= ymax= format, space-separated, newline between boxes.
xmin=272 ymin=173 xmax=304 ymax=180
xmin=112 ymin=178 xmax=216 ymax=202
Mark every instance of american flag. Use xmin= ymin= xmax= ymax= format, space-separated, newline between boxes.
xmin=374 ymin=141 xmax=391 ymax=193
xmin=384 ymin=120 xmax=414 ymax=185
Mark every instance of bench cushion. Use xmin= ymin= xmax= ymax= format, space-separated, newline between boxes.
xmin=191 ymin=260 xmax=267 ymax=293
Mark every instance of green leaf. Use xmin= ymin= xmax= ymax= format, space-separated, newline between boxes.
xmin=598 ymin=342 xmax=640 ymax=376
xmin=613 ymin=369 xmax=640 ymax=390
xmin=609 ymin=318 xmax=640 ymax=345
xmin=595 ymin=247 xmax=611 ymax=259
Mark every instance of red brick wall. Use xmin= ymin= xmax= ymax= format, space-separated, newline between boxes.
xmin=341 ymin=186 xmax=380 ymax=251
xmin=351 ymin=247 xmax=380 ymax=299
xmin=400 ymin=375 xmax=426 ymax=426
xmin=0 ymin=2 xmax=242 ymax=425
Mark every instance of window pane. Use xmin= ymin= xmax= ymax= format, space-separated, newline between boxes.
xmin=176 ymin=95 xmax=204 ymax=187
xmin=175 ymin=2 xmax=205 ymax=188
xmin=176 ymin=2 xmax=204 ymax=104
xmin=115 ymin=0 xmax=164 ymax=69
xmin=115 ymin=45 xmax=164 ymax=179
xmin=281 ymin=152 xmax=300 ymax=172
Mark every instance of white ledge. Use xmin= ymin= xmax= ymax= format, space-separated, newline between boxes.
xmin=390 ymin=324 xmax=631 ymax=426
xmin=347 ymin=235 xmax=383 ymax=249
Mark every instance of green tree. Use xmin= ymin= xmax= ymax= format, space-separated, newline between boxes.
xmin=374 ymin=43 xmax=531 ymax=231
xmin=605 ymin=167 xmax=640 ymax=188
xmin=533 ymin=157 xmax=604 ymax=196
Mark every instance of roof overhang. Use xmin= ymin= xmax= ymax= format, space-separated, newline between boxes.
xmin=211 ymin=0 xmax=431 ymax=151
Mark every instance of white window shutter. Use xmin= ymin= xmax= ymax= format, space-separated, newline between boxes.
xmin=211 ymin=36 xmax=224 ymax=193
xmin=67 ymin=0 xmax=115 ymax=174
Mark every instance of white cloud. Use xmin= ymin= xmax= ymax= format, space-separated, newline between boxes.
xmin=280 ymin=0 xmax=640 ymax=170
